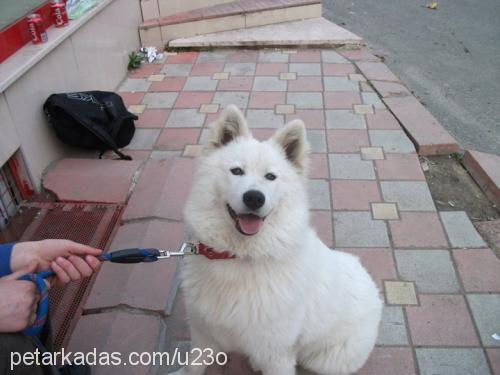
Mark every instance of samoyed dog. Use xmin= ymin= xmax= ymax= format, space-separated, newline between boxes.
xmin=174 ymin=105 xmax=382 ymax=375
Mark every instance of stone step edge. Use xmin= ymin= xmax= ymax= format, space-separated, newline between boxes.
xmin=462 ymin=150 xmax=500 ymax=208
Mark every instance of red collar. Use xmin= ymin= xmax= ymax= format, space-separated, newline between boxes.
xmin=197 ymin=243 xmax=236 ymax=260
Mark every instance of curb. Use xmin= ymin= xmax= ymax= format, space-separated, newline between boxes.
xmin=462 ymin=150 xmax=500 ymax=208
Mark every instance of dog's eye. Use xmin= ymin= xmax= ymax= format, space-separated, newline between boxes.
xmin=230 ymin=167 xmax=244 ymax=176
xmin=265 ymin=173 xmax=277 ymax=181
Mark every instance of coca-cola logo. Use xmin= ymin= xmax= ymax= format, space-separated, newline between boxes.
xmin=28 ymin=22 xmax=38 ymax=41
xmin=54 ymin=8 xmax=63 ymax=25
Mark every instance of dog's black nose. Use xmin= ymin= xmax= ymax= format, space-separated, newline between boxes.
xmin=243 ymin=190 xmax=265 ymax=210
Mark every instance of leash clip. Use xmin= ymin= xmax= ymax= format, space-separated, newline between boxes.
xmin=157 ymin=242 xmax=199 ymax=258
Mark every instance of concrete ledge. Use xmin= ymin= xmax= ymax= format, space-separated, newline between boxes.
xmin=463 ymin=150 xmax=500 ymax=208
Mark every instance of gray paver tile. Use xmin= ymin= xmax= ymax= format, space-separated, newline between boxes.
xmin=125 ymin=129 xmax=160 ymax=150
xmin=287 ymin=93 xmax=324 ymax=109
xmin=253 ymin=77 xmax=287 ymax=91
xmin=329 ymin=154 xmax=376 ymax=180
xmin=323 ymin=77 xmax=359 ymax=91
xmin=440 ymin=211 xmax=486 ymax=248
xmin=369 ymin=130 xmax=416 ymax=153
xmin=246 ymin=110 xmax=284 ymax=128
xmin=362 ymin=92 xmax=386 ymax=109
xmin=395 ymin=250 xmax=460 ymax=293
xmin=306 ymin=130 xmax=327 ymax=153
xmin=381 ymin=181 xmax=435 ymax=211
xmin=224 ymin=63 xmax=256 ymax=76
xmin=212 ymin=91 xmax=249 ymax=109
xmin=118 ymin=78 xmax=151 ymax=92
xmin=150 ymin=150 xmax=181 ymax=160
xmin=334 ymin=211 xmax=390 ymax=247
xmin=166 ymin=109 xmax=205 ymax=128
xmin=183 ymin=76 xmax=218 ymax=91
xmin=321 ymin=50 xmax=349 ymax=63
xmin=416 ymin=348 xmax=490 ymax=375
xmin=308 ymin=179 xmax=331 ymax=210
xmin=258 ymin=51 xmax=289 ymax=63
xmin=142 ymin=93 xmax=178 ymax=109
xmin=197 ymin=51 xmax=228 ymax=63
xmin=289 ymin=63 xmax=322 ymax=76
xmin=376 ymin=305 xmax=409 ymax=345
xmin=326 ymin=110 xmax=366 ymax=129
xmin=198 ymin=128 xmax=211 ymax=145
xmin=160 ymin=64 xmax=193 ymax=76
xmin=467 ymin=294 xmax=500 ymax=346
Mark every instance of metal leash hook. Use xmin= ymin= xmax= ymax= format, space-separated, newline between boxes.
xmin=156 ymin=242 xmax=199 ymax=258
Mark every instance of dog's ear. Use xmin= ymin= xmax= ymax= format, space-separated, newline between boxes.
xmin=272 ymin=120 xmax=309 ymax=173
xmin=209 ymin=105 xmax=250 ymax=148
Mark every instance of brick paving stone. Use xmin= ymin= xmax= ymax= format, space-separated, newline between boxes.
xmin=322 ymin=63 xmax=356 ymax=76
xmin=199 ymin=104 xmax=219 ymax=113
xmin=119 ymin=92 xmax=145 ymax=106
xmin=362 ymin=92 xmax=386 ymax=109
xmin=118 ymin=78 xmax=151 ymax=92
xmin=325 ymin=110 xmax=366 ymax=129
xmin=150 ymin=150 xmax=181 ymax=160
xmin=339 ymin=48 xmax=380 ymax=62
xmin=381 ymin=181 xmax=435 ymax=211
xmin=324 ymin=76 xmax=359 ymax=91
xmin=390 ymin=212 xmax=448 ymax=248
xmin=349 ymin=73 xmax=366 ymax=82
xmin=212 ymin=72 xmax=229 ymax=80
xmin=440 ymin=211 xmax=486 ymax=248
xmin=341 ymin=248 xmax=397 ymax=289
xmin=249 ymin=92 xmax=285 ymax=109
xmin=258 ymin=51 xmax=289 ymax=63
xmin=327 ymin=129 xmax=370 ymax=152
xmin=486 ymin=349 xmax=500 ymax=374
xmin=289 ymin=63 xmax=322 ymax=76
xmin=280 ymin=72 xmax=297 ymax=80
xmin=166 ymin=109 xmax=205 ymax=128
xmin=190 ymin=62 xmax=224 ymax=76
xmin=369 ymin=130 xmax=416 ymax=153
xmin=324 ymin=91 xmax=362 ymax=109
xmin=377 ymin=305 xmax=409 ymax=345
xmin=128 ymin=104 xmax=146 ymax=114
xmin=167 ymin=51 xmax=198 ymax=64
xmin=275 ymin=104 xmax=295 ymax=114
xmin=331 ymin=180 xmax=381 ymax=210
xmin=255 ymin=63 xmax=288 ymax=75
xmin=226 ymin=50 xmax=258 ymax=63
xmin=467 ymin=294 xmax=500 ymax=346
xmin=287 ymin=92 xmax=324 ymax=109
xmin=224 ymin=62 xmax=256 ymax=76
xmin=198 ymin=128 xmax=211 ymax=145
xmin=406 ymin=294 xmax=479 ymax=346
xmin=395 ymin=250 xmax=460 ymax=293
xmin=289 ymin=50 xmax=321 ymax=62
xmin=245 ymin=109 xmax=283 ymax=128
xmin=286 ymin=110 xmax=325 ymax=129
xmin=252 ymin=128 xmax=275 ymax=141
xmin=371 ymin=202 xmax=399 ymax=220
xmin=148 ymin=74 xmax=165 ymax=82
xmin=161 ymin=63 xmax=193 ymax=76
xmin=353 ymin=104 xmax=374 ymax=114
xmin=358 ymin=347 xmax=416 ymax=375
xmin=309 ymin=153 xmax=329 ymax=179
xmin=197 ymin=50 xmax=228 ymax=63
xmin=136 ymin=109 xmax=170 ymax=128
xmin=183 ymin=76 xmax=218 ymax=91
xmin=310 ymin=210 xmax=333 ymax=247
xmin=174 ymin=91 xmax=213 ymax=108
xmin=308 ymin=179 xmax=330 ymax=210
xmin=361 ymin=82 xmax=374 ymax=92
xmin=128 ymin=63 xmax=162 ymax=78
xmin=366 ymin=109 xmax=401 ymax=130
xmin=329 ymin=154 xmax=376 ymax=180
xmin=126 ymin=129 xmax=160 ymax=150
xmin=356 ymin=62 xmax=400 ymax=82
xmin=334 ymin=211 xmax=390 ymax=247
xmin=361 ymin=147 xmax=385 ymax=160
xmin=253 ymin=76 xmax=287 ymax=91
xmin=306 ymin=130 xmax=327 ymax=153
xmin=416 ymin=348 xmax=490 ymax=375
xmin=371 ymin=80 xmax=411 ymax=98
xmin=321 ymin=50 xmax=349 ymax=63
xmin=384 ymin=281 xmax=418 ymax=305
xmin=375 ymin=153 xmax=425 ymax=180
xmin=142 ymin=92 xmax=178 ymax=108
xmin=453 ymin=248 xmax=500 ymax=292
xmin=213 ymin=91 xmax=249 ymax=109
xmin=155 ymin=128 xmax=200 ymax=151
xmin=183 ymin=144 xmax=204 ymax=158
xmin=288 ymin=76 xmax=323 ymax=92
xmin=149 ymin=76 xmax=186 ymax=91
xmin=217 ymin=76 xmax=254 ymax=91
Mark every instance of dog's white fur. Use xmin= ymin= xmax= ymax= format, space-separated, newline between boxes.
xmin=173 ymin=105 xmax=382 ymax=375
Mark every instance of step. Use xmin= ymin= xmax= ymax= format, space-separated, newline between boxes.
xmin=463 ymin=150 xmax=500 ymax=208
xmin=168 ymin=17 xmax=363 ymax=48
xmin=139 ymin=0 xmax=322 ymax=48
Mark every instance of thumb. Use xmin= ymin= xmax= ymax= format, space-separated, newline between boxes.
xmin=3 ymin=261 xmax=39 ymax=281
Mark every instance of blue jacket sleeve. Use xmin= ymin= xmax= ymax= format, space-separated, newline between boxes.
xmin=0 ymin=243 xmax=14 ymax=277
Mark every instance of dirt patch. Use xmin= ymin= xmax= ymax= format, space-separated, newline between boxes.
xmin=423 ymin=155 xmax=499 ymax=221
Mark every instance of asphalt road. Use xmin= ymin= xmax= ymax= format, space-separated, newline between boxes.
xmin=323 ymin=0 xmax=500 ymax=155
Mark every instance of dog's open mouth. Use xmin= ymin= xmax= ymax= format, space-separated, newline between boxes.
xmin=227 ymin=204 xmax=265 ymax=236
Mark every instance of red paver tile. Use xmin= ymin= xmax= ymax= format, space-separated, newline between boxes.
xmin=366 ymin=109 xmax=401 ymax=129
xmin=390 ymin=212 xmax=448 ymax=248
xmin=358 ymin=347 xmax=415 ymax=375
xmin=174 ymin=91 xmax=214 ymax=108
xmin=156 ymin=128 xmax=200 ymax=150
xmin=167 ymin=51 xmax=199 ymax=64
xmin=486 ymin=349 xmax=500 ymax=375
xmin=68 ymin=311 xmax=161 ymax=375
xmin=384 ymin=96 xmax=459 ymax=155
xmin=217 ymin=76 xmax=253 ymax=91
xmin=288 ymin=76 xmax=323 ymax=91
xmin=136 ymin=109 xmax=170 ymax=128
xmin=149 ymin=77 xmax=186 ymax=91
xmin=309 ymin=153 xmax=329 ymax=179
xmin=310 ymin=210 xmax=333 ymax=248
xmin=226 ymin=50 xmax=259 ymax=62
xmin=289 ymin=50 xmax=321 ymax=63
xmin=43 ymin=158 xmax=141 ymax=203
xmin=286 ymin=109 xmax=325 ymax=129
xmin=190 ymin=62 xmax=224 ymax=76
xmin=123 ymin=158 xmax=195 ymax=221
xmin=339 ymin=48 xmax=380 ymax=62
xmin=101 ymin=150 xmax=151 ymax=160
xmin=248 ymin=92 xmax=286 ymax=109
xmin=324 ymin=91 xmax=361 ymax=109
xmin=331 ymin=180 xmax=381 ymax=210
xmin=85 ymin=219 xmax=184 ymax=311
xmin=252 ymin=128 xmax=275 ymax=141
xmin=327 ymin=129 xmax=370 ymax=152
xmin=463 ymin=150 xmax=500 ymax=207
xmin=119 ymin=92 xmax=145 ymax=106
xmin=128 ymin=64 xmax=162 ymax=78
xmin=356 ymin=62 xmax=400 ymax=82
xmin=453 ymin=248 xmax=500 ymax=292
xmin=375 ymin=153 xmax=425 ymax=181
xmin=322 ymin=63 xmax=356 ymax=75
xmin=406 ymin=294 xmax=479 ymax=346
xmin=255 ymin=63 xmax=288 ymax=75
xmin=340 ymin=248 xmax=397 ymax=289
xmin=371 ymin=80 xmax=411 ymax=98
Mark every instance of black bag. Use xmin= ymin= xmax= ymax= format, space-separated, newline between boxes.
xmin=43 ymin=91 xmax=138 ymax=160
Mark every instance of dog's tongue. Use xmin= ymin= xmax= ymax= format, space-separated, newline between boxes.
xmin=238 ymin=214 xmax=263 ymax=235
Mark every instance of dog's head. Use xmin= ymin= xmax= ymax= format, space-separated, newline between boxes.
xmin=185 ymin=105 xmax=310 ymax=255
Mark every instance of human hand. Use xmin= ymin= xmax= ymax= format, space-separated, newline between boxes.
xmin=10 ymin=239 xmax=102 ymax=286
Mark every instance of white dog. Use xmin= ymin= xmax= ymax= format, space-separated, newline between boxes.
xmin=174 ymin=105 xmax=382 ymax=375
